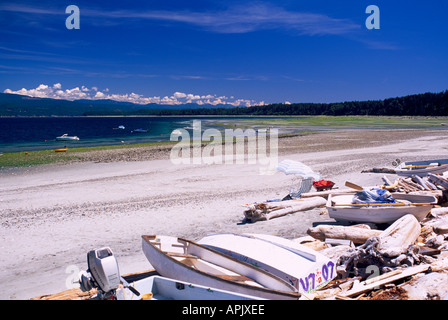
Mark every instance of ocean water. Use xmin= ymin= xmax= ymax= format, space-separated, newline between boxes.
xmin=0 ymin=116 xmax=236 ymax=153
xmin=0 ymin=116 xmax=285 ymax=153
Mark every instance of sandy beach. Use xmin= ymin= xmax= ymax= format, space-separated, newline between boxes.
xmin=1 ymin=128 xmax=448 ymax=300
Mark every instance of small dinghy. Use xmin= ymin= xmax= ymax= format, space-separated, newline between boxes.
xmin=198 ymin=233 xmax=336 ymax=293
xmin=78 ymin=246 xmax=262 ymax=300
xmin=116 ymin=275 xmax=265 ymax=300
xmin=395 ymin=159 xmax=448 ymax=177
xmin=327 ymin=191 xmax=437 ymax=224
xmin=141 ymin=235 xmax=300 ymax=300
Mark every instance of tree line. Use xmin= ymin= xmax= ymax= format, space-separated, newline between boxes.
xmin=84 ymin=90 xmax=448 ymax=117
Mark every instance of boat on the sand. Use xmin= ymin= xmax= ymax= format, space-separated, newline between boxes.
xmin=141 ymin=235 xmax=300 ymax=300
xmin=198 ymin=233 xmax=336 ymax=293
xmin=394 ymin=159 xmax=448 ymax=177
xmin=115 ymin=275 xmax=265 ymax=300
xmin=327 ymin=193 xmax=438 ymax=224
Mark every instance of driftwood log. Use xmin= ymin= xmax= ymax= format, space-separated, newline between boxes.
xmin=382 ymin=176 xmax=395 ymax=187
xmin=412 ymin=175 xmax=432 ymax=191
xmin=428 ymin=173 xmax=448 ymax=189
xmin=378 ymin=214 xmax=421 ymax=251
xmin=243 ymin=196 xmax=326 ymax=223
xmin=361 ymin=168 xmax=396 ymax=174
xmin=31 ymin=288 xmax=98 ymax=300
xmin=422 ymin=208 xmax=448 ymax=236
xmin=400 ymin=271 xmax=448 ymax=300
xmin=307 ymin=225 xmax=382 ymax=245
xmin=423 ymin=178 xmax=438 ymax=190
xmin=336 ymin=215 xmax=429 ymax=279
xmin=300 ymin=189 xmax=357 ymax=199
xmin=340 ymin=263 xmax=434 ymax=298
xmin=430 ymin=207 xmax=448 ymax=218
xmin=397 ymin=179 xmax=424 ymax=192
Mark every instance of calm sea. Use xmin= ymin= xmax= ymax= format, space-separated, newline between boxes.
xmin=0 ymin=116 xmax=261 ymax=153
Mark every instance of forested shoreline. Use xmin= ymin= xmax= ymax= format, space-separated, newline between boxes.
xmin=2 ymin=90 xmax=447 ymax=117
xmin=84 ymin=90 xmax=448 ymax=117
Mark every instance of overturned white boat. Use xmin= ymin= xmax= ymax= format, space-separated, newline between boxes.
xmin=141 ymin=235 xmax=300 ymax=300
xmin=198 ymin=233 xmax=336 ymax=293
xmin=327 ymin=193 xmax=437 ymax=224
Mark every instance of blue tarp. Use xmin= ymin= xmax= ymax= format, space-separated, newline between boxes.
xmin=352 ymin=188 xmax=396 ymax=204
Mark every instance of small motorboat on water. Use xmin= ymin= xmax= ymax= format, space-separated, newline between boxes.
xmin=56 ymin=134 xmax=79 ymax=141
xmin=133 ymin=128 xmax=148 ymax=133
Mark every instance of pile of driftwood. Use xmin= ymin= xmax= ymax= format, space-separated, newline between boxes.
xmin=382 ymin=173 xmax=448 ymax=194
xmin=299 ymin=209 xmax=448 ymax=300
xmin=242 ymin=197 xmax=327 ymax=223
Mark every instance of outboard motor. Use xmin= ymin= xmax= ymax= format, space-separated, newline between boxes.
xmin=79 ymin=247 xmax=140 ymax=299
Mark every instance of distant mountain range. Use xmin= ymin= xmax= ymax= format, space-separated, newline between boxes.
xmin=1 ymin=90 xmax=447 ymax=117
xmin=0 ymin=92 xmax=233 ymax=116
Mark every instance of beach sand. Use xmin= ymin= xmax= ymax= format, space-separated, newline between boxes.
xmin=1 ymin=128 xmax=448 ymax=299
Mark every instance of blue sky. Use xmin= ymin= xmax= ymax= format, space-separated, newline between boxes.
xmin=0 ymin=0 xmax=447 ymax=106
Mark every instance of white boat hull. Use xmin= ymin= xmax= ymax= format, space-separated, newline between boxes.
xmin=56 ymin=134 xmax=79 ymax=141
xmin=198 ymin=233 xmax=336 ymax=293
xmin=327 ymin=193 xmax=437 ymax=224
xmin=116 ymin=275 xmax=265 ymax=300
xmin=395 ymin=159 xmax=448 ymax=177
xmin=141 ymin=235 xmax=300 ymax=300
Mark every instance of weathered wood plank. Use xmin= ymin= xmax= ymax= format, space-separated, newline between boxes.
xmin=307 ymin=225 xmax=382 ymax=245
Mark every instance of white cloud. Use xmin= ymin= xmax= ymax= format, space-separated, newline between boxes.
xmin=3 ymin=83 xmax=262 ymax=107
xmin=94 ymin=91 xmax=105 ymax=98
xmin=36 ymin=84 xmax=49 ymax=90
xmin=173 ymin=92 xmax=187 ymax=99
